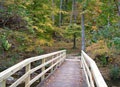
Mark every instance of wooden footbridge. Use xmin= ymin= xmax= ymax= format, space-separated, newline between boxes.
xmin=0 ymin=50 xmax=108 ymax=87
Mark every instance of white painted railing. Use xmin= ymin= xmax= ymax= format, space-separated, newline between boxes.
xmin=81 ymin=50 xmax=108 ymax=87
xmin=0 ymin=50 xmax=66 ymax=87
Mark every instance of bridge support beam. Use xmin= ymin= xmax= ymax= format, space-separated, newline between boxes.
xmin=0 ymin=80 xmax=6 ymax=87
xmin=25 ymin=64 xmax=31 ymax=87
xmin=51 ymin=56 xmax=54 ymax=73
xmin=41 ymin=58 xmax=45 ymax=80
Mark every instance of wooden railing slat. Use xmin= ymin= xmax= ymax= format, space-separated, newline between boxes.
xmin=81 ymin=54 xmax=91 ymax=87
xmin=0 ymin=50 xmax=66 ymax=87
xmin=30 ymin=55 xmax=60 ymax=74
xmin=81 ymin=50 xmax=108 ymax=87
xmin=82 ymin=56 xmax=94 ymax=87
xmin=9 ymin=72 xmax=29 ymax=87
xmin=27 ymin=57 xmax=64 ymax=86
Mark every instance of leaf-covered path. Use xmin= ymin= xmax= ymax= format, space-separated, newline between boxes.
xmin=37 ymin=58 xmax=87 ymax=87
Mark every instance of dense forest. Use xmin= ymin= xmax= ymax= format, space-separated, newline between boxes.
xmin=0 ymin=0 xmax=120 ymax=86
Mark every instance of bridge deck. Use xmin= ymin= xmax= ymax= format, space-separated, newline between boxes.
xmin=37 ymin=58 xmax=87 ymax=87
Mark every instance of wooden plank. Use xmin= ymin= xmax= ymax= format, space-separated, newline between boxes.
xmin=29 ymin=50 xmax=66 ymax=63
xmin=38 ymin=59 xmax=87 ymax=87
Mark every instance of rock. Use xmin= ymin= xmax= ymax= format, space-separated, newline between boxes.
xmin=7 ymin=76 xmax=15 ymax=85
xmin=31 ymin=73 xmax=38 ymax=79
xmin=15 ymin=71 xmax=23 ymax=76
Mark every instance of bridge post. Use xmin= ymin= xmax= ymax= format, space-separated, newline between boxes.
xmin=61 ymin=52 xmax=65 ymax=65
xmin=41 ymin=58 xmax=45 ymax=80
xmin=0 ymin=80 xmax=6 ymax=87
xmin=80 ymin=53 xmax=83 ymax=69
xmin=25 ymin=64 xmax=31 ymax=87
xmin=58 ymin=53 xmax=61 ymax=66
xmin=58 ymin=53 xmax=61 ymax=67
xmin=51 ymin=56 xmax=54 ymax=73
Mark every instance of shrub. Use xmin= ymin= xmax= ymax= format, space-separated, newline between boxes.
xmin=1 ymin=35 xmax=11 ymax=51
xmin=101 ymin=56 xmax=107 ymax=66
xmin=112 ymin=37 xmax=120 ymax=54
xmin=58 ymin=47 xmax=66 ymax=50
xmin=86 ymin=40 xmax=109 ymax=60
xmin=110 ymin=65 xmax=120 ymax=80
xmin=36 ymin=46 xmax=44 ymax=55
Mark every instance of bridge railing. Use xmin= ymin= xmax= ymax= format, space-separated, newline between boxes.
xmin=81 ymin=50 xmax=108 ymax=87
xmin=0 ymin=50 xmax=66 ymax=87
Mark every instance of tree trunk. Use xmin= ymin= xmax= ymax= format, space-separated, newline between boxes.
xmin=70 ymin=0 xmax=75 ymax=24
xmin=114 ymin=0 xmax=120 ymax=27
xmin=73 ymin=0 xmax=77 ymax=23
xmin=107 ymin=15 xmax=110 ymax=27
xmin=64 ymin=0 xmax=68 ymax=10
xmin=59 ymin=0 xmax=63 ymax=27
xmin=73 ymin=33 xmax=77 ymax=49
xmin=81 ymin=8 xmax=85 ymax=51
xmin=0 ymin=0 xmax=4 ymax=10
xmin=70 ymin=0 xmax=77 ymax=24
xmin=114 ymin=0 xmax=120 ymax=15
xmin=118 ymin=0 xmax=120 ymax=16
xmin=52 ymin=0 xmax=55 ymax=24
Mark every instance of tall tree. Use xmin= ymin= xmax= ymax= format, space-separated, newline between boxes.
xmin=70 ymin=0 xmax=76 ymax=24
xmin=66 ymin=23 xmax=80 ymax=49
xmin=0 ymin=0 xmax=4 ymax=10
xmin=114 ymin=0 xmax=120 ymax=16
xmin=81 ymin=8 xmax=85 ymax=51
xmin=52 ymin=0 xmax=55 ymax=24
xmin=73 ymin=0 xmax=77 ymax=23
xmin=119 ymin=0 xmax=120 ymax=15
xmin=114 ymin=0 xmax=120 ymax=26
xmin=59 ymin=0 xmax=63 ymax=27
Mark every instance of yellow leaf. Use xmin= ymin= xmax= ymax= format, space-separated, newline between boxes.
xmin=92 ymin=26 xmax=97 ymax=30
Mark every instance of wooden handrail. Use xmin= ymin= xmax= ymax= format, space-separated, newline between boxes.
xmin=81 ymin=50 xmax=108 ymax=87
xmin=0 ymin=50 xmax=66 ymax=87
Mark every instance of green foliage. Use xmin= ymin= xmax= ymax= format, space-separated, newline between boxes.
xmin=1 ymin=35 xmax=11 ymax=51
xmin=16 ymin=36 xmax=26 ymax=43
xmin=100 ymin=56 xmax=107 ymax=67
xmin=112 ymin=37 xmax=120 ymax=50
xmin=65 ymin=23 xmax=81 ymax=39
xmin=91 ymin=25 xmax=120 ymax=55
xmin=86 ymin=40 xmax=109 ymax=59
xmin=110 ymin=65 xmax=120 ymax=80
xmin=58 ymin=47 xmax=66 ymax=50
xmin=0 ymin=54 xmax=19 ymax=71
xmin=36 ymin=47 xmax=44 ymax=55
xmin=66 ymin=23 xmax=80 ymax=33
